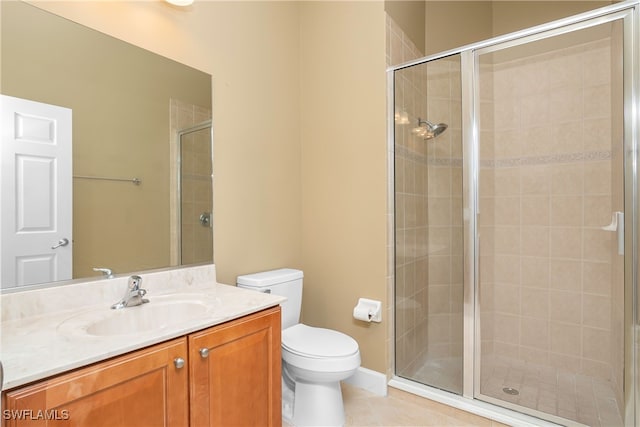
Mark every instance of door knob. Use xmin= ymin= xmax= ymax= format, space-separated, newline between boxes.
xmin=51 ymin=238 xmax=69 ymax=249
xmin=174 ymin=357 xmax=185 ymax=369
xmin=199 ymin=348 xmax=209 ymax=358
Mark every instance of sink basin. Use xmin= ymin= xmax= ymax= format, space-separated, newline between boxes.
xmin=86 ymin=301 xmax=209 ymax=336
xmin=57 ymin=294 xmax=218 ymax=337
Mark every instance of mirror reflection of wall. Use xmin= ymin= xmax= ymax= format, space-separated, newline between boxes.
xmin=0 ymin=1 xmax=212 ymax=289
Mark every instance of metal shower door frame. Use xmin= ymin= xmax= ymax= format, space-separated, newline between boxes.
xmin=388 ymin=0 xmax=640 ymax=424
xmin=176 ymin=119 xmax=213 ymax=265
xmin=467 ymin=5 xmax=638 ymax=424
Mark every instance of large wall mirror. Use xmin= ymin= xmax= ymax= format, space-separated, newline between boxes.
xmin=0 ymin=1 xmax=213 ymax=290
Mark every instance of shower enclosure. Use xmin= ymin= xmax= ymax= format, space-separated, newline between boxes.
xmin=391 ymin=2 xmax=638 ymax=426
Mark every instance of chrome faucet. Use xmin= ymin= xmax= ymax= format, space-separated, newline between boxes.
xmin=111 ymin=275 xmax=149 ymax=309
xmin=93 ymin=267 xmax=115 ymax=279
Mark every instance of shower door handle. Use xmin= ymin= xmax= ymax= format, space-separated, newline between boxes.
xmin=602 ymin=211 xmax=624 ymax=255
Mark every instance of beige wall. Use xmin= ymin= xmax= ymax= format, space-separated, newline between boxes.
xmin=23 ymin=1 xmax=390 ymax=374
xmin=299 ymin=1 xmax=388 ymax=373
xmin=424 ymin=1 xmax=492 ymax=56
xmin=26 ymin=0 xmax=304 ymax=287
xmin=492 ymin=1 xmax=613 ymax=37
xmin=387 ymin=1 xmax=613 ymax=58
xmin=384 ymin=0 xmax=425 ymax=54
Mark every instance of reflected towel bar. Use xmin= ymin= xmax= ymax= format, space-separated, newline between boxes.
xmin=73 ymin=175 xmax=141 ymax=185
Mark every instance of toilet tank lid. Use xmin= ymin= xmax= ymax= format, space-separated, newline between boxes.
xmin=236 ymin=268 xmax=303 ymax=288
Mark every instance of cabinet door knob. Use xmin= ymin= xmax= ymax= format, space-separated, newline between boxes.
xmin=199 ymin=348 xmax=209 ymax=358
xmin=174 ymin=357 xmax=185 ymax=369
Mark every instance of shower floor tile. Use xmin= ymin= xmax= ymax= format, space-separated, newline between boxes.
xmin=480 ymin=355 xmax=623 ymax=427
xmin=398 ymin=355 xmax=623 ymax=426
xmin=412 ymin=356 xmax=463 ymax=394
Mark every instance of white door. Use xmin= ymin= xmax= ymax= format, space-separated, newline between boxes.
xmin=0 ymin=95 xmax=72 ymax=289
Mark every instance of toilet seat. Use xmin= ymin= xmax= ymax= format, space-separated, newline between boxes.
xmin=281 ymin=324 xmax=361 ymax=374
xmin=282 ymin=324 xmax=359 ymax=358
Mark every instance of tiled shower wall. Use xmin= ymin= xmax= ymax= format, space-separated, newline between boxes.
xmin=479 ymin=38 xmax=622 ymax=384
xmin=424 ymin=59 xmax=463 ymax=367
xmin=180 ymin=127 xmax=213 ymax=265
xmin=169 ymin=99 xmax=213 ymax=266
xmin=389 ymin=18 xmax=623 ymax=404
xmin=389 ymin=13 xmax=430 ymax=377
xmin=610 ymin=24 xmax=624 ymax=406
xmin=390 ymin=13 xmax=464 ymax=380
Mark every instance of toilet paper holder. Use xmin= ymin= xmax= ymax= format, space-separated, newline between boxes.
xmin=353 ymin=298 xmax=382 ymax=323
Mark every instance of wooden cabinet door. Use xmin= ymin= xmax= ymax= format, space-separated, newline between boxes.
xmin=189 ymin=306 xmax=281 ymax=427
xmin=3 ymin=338 xmax=189 ymax=427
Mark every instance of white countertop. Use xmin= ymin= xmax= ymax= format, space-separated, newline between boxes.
xmin=0 ymin=265 xmax=285 ymax=390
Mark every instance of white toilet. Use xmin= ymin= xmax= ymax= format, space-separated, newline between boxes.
xmin=237 ymin=268 xmax=360 ymax=427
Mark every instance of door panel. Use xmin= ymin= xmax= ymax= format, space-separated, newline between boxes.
xmin=189 ymin=307 xmax=281 ymax=427
xmin=474 ymin=18 xmax=625 ymax=427
xmin=3 ymin=338 xmax=189 ymax=427
xmin=393 ymin=54 xmax=464 ymax=395
xmin=0 ymin=95 xmax=72 ymax=288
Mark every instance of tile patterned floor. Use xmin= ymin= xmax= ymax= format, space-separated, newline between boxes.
xmin=341 ymin=383 xmax=508 ymax=427
xmin=284 ymin=382 xmax=507 ymax=426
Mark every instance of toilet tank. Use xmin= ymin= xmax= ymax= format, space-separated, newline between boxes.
xmin=236 ymin=268 xmax=303 ymax=329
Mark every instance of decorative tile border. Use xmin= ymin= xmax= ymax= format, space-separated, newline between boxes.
xmin=430 ymin=158 xmax=463 ymax=168
xmin=396 ymin=144 xmax=611 ymax=169
xmin=482 ymin=150 xmax=612 ymax=168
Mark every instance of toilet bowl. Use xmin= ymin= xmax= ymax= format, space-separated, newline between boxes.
xmin=281 ymin=324 xmax=360 ymax=426
xmin=236 ymin=269 xmax=361 ymax=427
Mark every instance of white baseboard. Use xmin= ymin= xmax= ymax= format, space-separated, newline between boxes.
xmin=343 ymin=367 xmax=388 ymax=396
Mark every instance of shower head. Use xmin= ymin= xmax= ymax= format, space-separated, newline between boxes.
xmin=412 ymin=118 xmax=448 ymax=140
xmin=425 ymin=120 xmax=448 ymax=138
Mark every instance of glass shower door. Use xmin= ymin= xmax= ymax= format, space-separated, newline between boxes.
xmin=394 ymin=54 xmax=464 ymax=394
xmin=475 ymin=16 xmax=627 ymax=426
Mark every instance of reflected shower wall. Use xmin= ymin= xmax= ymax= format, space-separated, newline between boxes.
xmin=169 ymin=98 xmax=213 ymax=266
xmin=180 ymin=123 xmax=213 ymax=265
xmin=394 ymin=54 xmax=464 ymax=394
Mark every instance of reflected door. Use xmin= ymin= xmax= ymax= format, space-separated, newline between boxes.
xmin=0 ymin=95 xmax=72 ymax=288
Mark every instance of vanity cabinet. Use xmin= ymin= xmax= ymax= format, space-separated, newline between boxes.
xmin=2 ymin=307 xmax=281 ymax=427
xmin=3 ymin=338 xmax=189 ymax=427
xmin=189 ymin=306 xmax=282 ymax=427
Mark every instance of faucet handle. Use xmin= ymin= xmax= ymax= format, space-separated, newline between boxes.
xmin=128 ymin=275 xmax=143 ymax=290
